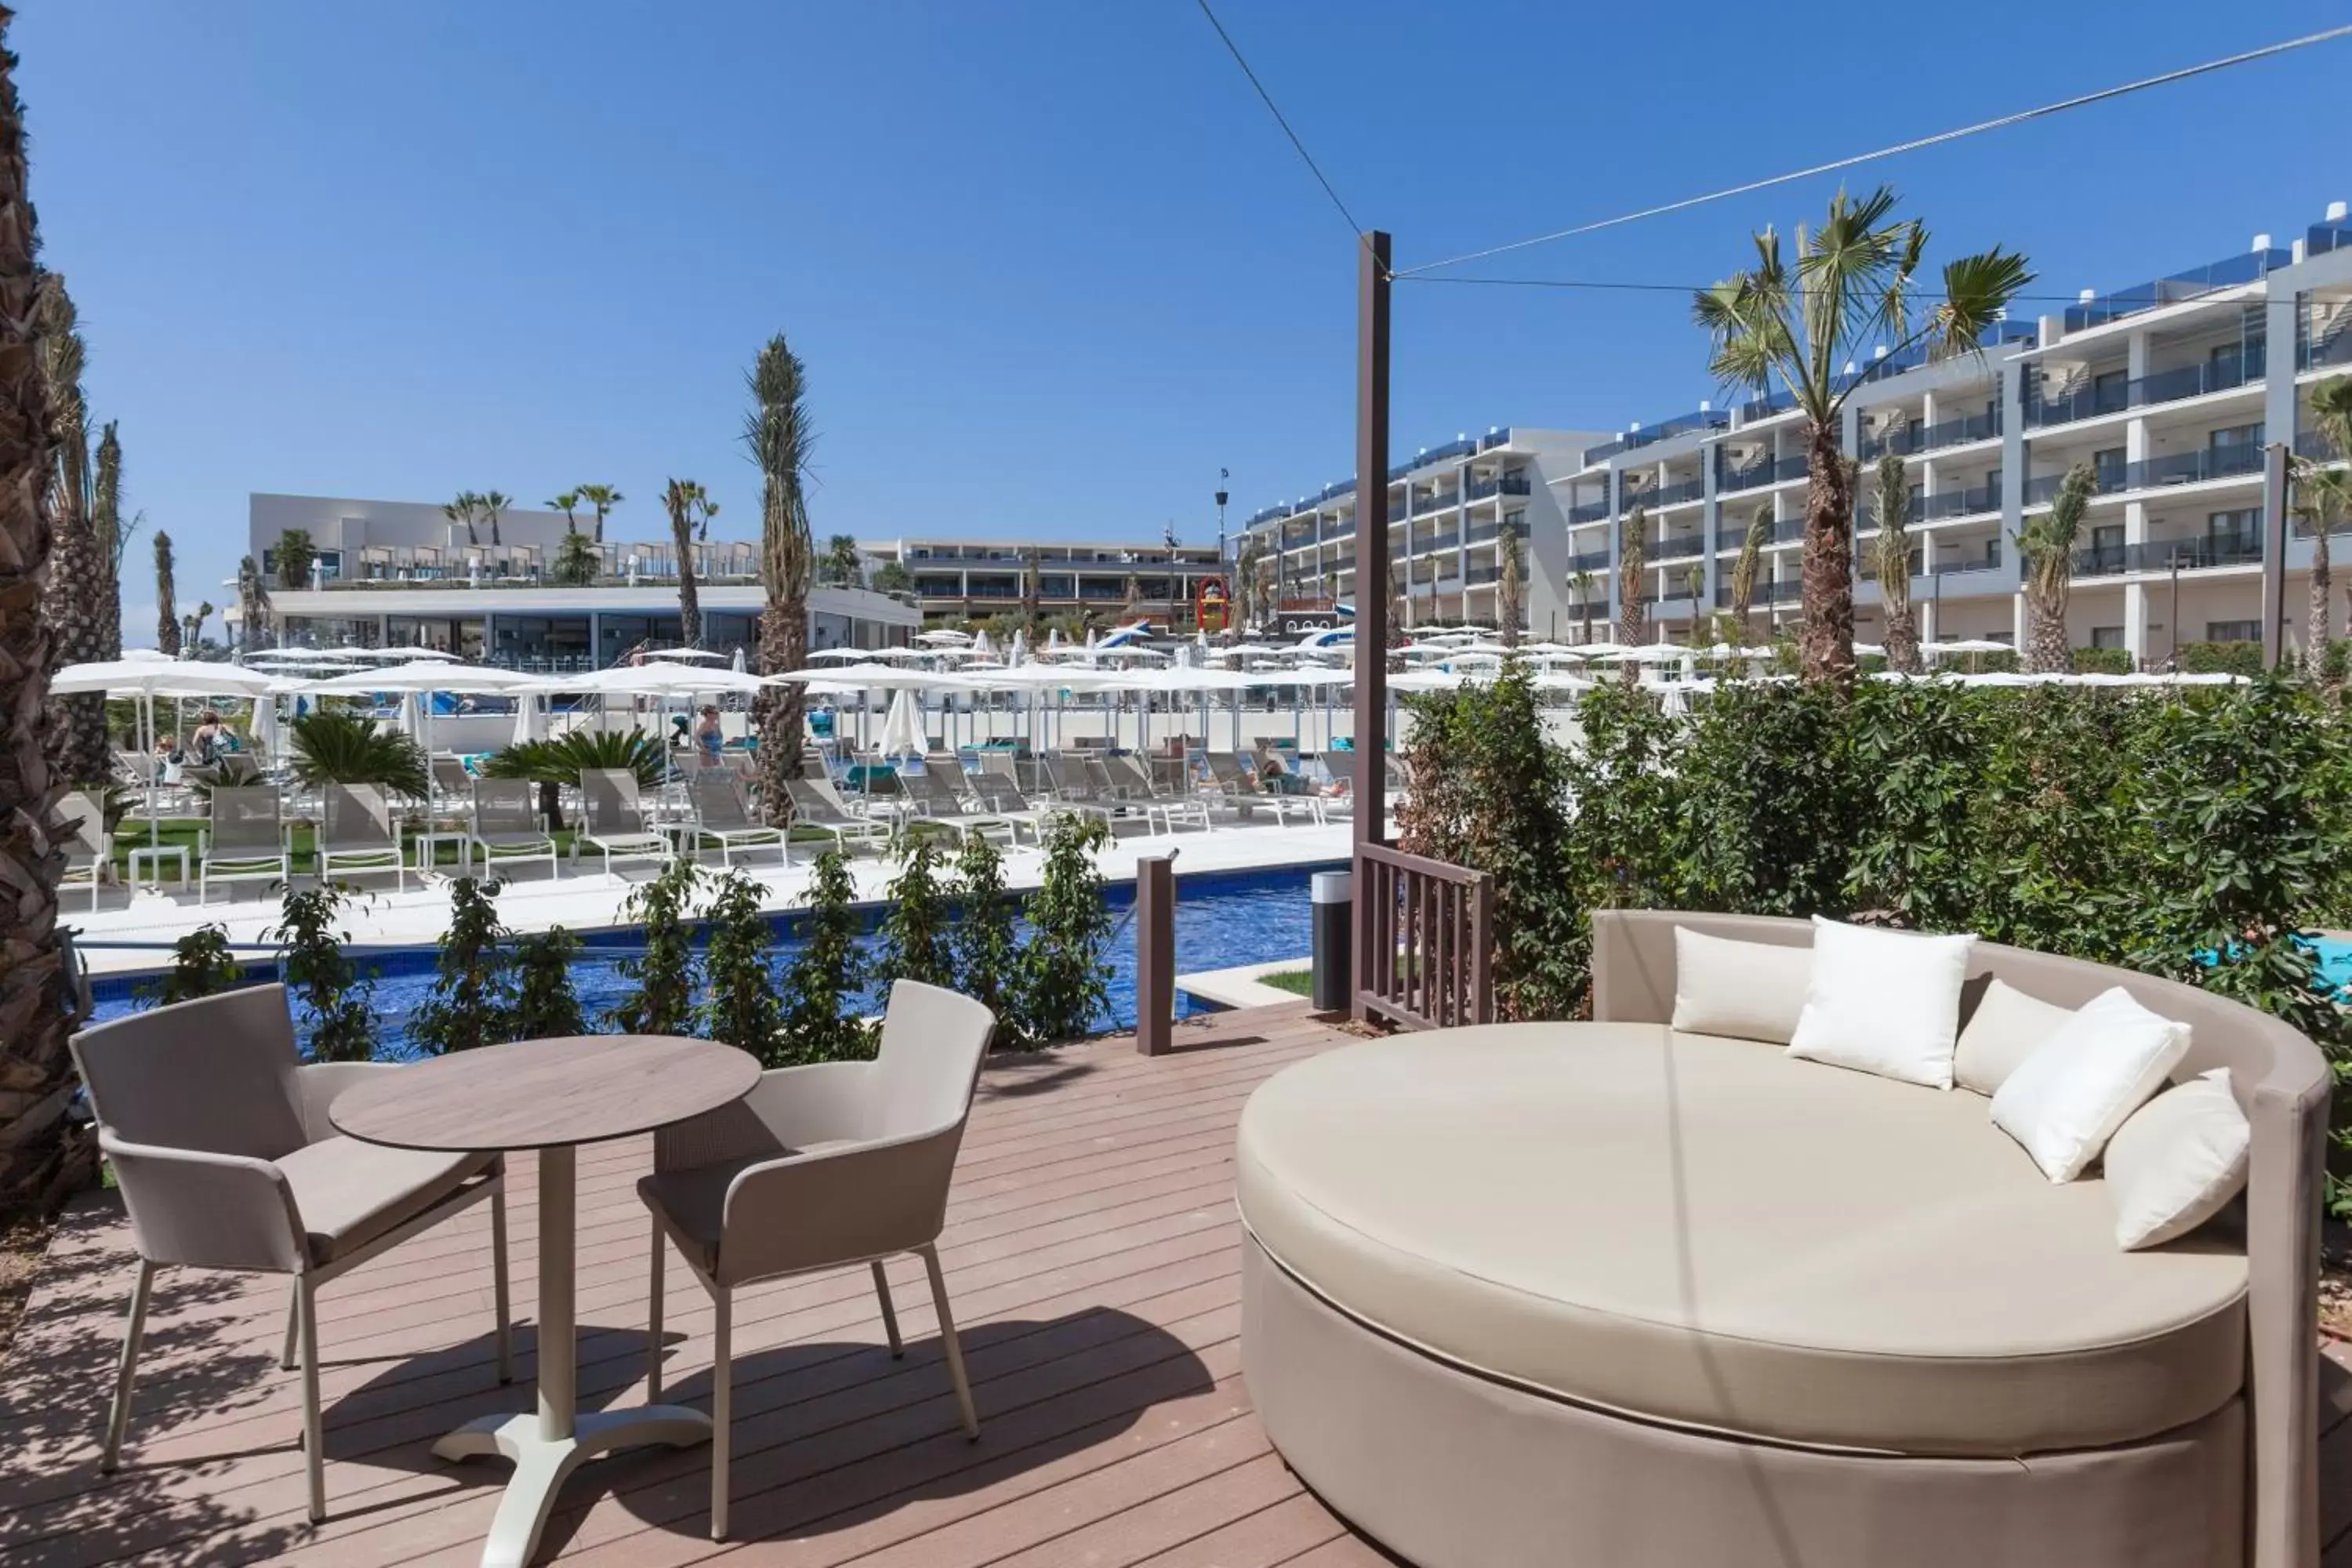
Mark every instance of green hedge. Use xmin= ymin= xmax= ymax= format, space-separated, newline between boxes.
xmin=2179 ymin=640 xmax=2267 ymax=677
xmin=1401 ymin=667 xmax=2352 ymax=1205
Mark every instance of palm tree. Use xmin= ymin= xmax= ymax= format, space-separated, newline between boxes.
xmin=576 ymin=482 xmax=622 ymax=544
xmin=92 ymin=419 xmax=122 ymax=657
xmin=1234 ymin=538 xmax=1261 ymax=628
xmin=1871 ymin=446 xmax=1922 ymax=673
xmin=822 ymin=532 xmax=862 ymax=587
xmin=274 ymin=526 xmax=316 ymax=590
xmin=1497 ymin=526 xmax=1526 ymax=651
xmin=2305 ymin=377 xmax=2352 ymax=677
xmin=547 ymin=490 xmax=582 ymax=536
xmin=1693 ymin=186 xmax=2031 ymax=683
xmin=551 ymin=528 xmax=599 ymax=586
xmin=236 ymin=554 xmax=269 ymax=652
xmin=2014 ymin=463 xmax=2096 ymax=673
xmin=479 ymin=488 xmax=510 ymax=548
xmin=1568 ymin=568 xmax=1595 ymax=643
xmin=1617 ymin=506 xmax=1649 ymax=678
xmin=441 ymin=488 xmax=481 ymax=547
xmin=662 ymin=477 xmax=706 ymax=648
xmin=35 ymin=270 xmax=107 ymax=783
xmin=153 ymin=531 xmax=179 ymax=655
xmin=183 ymin=600 xmax=213 ymax=652
xmin=0 ymin=16 xmax=89 ymax=1213
xmin=1729 ymin=503 xmax=1770 ymax=645
xmin=1018 ymin=545 xmax=1040 ymax=635
xmin=743 ymin=335 xmax=815 ymax=826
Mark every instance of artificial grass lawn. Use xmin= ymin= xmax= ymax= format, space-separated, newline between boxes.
xmin=1261 ymin=968 xmax=1313 ymax=997
xmin=100 ymin=815 xmax=846 ymax=881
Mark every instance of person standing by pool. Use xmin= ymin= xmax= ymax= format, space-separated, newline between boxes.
xmin=693 ymin=704 xmax=724 ymax=768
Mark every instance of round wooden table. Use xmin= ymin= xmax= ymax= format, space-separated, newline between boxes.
xmin=333 ymin=1036 xmax=761 ymax=1568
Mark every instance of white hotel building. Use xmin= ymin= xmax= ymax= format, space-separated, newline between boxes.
xmin=1238 ymin=203 xmax=2352 ymax=662
xmin=245 ymin=494 xmax=919 ymax=669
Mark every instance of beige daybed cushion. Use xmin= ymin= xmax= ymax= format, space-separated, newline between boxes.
xmin=1236 ymin=1025 xmax=2246 ymax=1458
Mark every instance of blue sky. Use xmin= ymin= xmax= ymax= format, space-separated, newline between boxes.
xmin=16 ymin=1 xmax=2351 ymax=641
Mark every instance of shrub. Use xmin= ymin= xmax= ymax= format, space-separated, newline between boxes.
xmin=780 ymin=848 xmax=874 ymax=1063
xmin=2179 ymin=640 xmax=2266 ymax=677
xmin=700 ymin=869 xmax=783 ymax=1062
xmin=288 ymin=709 xmax=429 ymax=800
xmin=147 ymin=924 xmax=244 ymax=1007
xmin=2071 ymin=646 xmax=2134 ymax=675
xmin=950 ymin=829 xmax=1019 ymax=1031
xmin=408 ymin=877 xmax=516 ymax=1054
xmin=481 ymin=730 xmax=667 ymax=829
xmin=1010 ymin=814 xmax=1116 ymax=1047
xmin=511 ymin=927 xmax=586 ymax=1040
xmin=1846 ymin=680 xmax=1990 ymax=932
xmin=1398 ymin=663 xmax=1582 ymax=1021
xmin=264 ymin=884 xmax=379 ymax=1062
xmin=875 ymin=832 xmax=957 ymax=992
xmin=609 ymin=858 xmax=700 ymax=1036
xmin=1675 ymin=680 xmax=1857 ymax=919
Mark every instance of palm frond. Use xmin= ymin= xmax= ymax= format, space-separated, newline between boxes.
xmin=481 ymin=729 xmax=666 ymax=791
xmin=289 ymin=710 xmax=430 ymax=799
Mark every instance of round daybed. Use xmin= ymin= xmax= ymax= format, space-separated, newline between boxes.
xmin=1236 ymin=909 xmax=2328 ymax=1568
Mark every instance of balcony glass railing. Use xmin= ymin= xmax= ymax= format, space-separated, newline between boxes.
xmin=2064 ymin=250 xmax=2289 ymax=332
xmin=1712 ymin=517 xmax=1806 ymax=550
xmin=2301 ymin=319 xmax=2352 ymax=373
xmin=2299 ymin=430 xmax=2345 ymax=462
xmin=1719 ymin=453 xmax=1809 ymax=492
xmin=1738 ymin=387 xmax=1798 ymax=423
xmin=1566 ymin=499 xmax=1613 ymax=524
xmin=1413 ymin=488 xmax=1461 ymax=514
xmin=1860 ymin=408 xmax=2003 ymax=459
xmin=1465 ymin=521 xmax=1501 ymax=546
xmin=2102 ymin=444 xmax=2267 ymax=493
xmin=1583 ymin=408 xmax=1730 ymax=466
xmin=2026 ymin=342 xmax=2267 ymax=428
xmin=1655 ymin=535 xmax=1708 ymax=564
xmin=2312 ymin=223 xmax=2352 ymax=258
xmin=1465 ymin=563 xmax=1501 ymax=586
xmin=1632 ymin=475 xmax=1707 ymax=508
xmin=2074 ymin=533 xmax=2263 ymax=575
xmin=1713 ymin=578 xmax=1805 ymax=607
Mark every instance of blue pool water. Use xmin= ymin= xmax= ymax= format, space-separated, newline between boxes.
xmin=87 ymin=863 xmax=1333 ymax=1056
xmin=2308 ymin=938 xmax=2352 ymax=993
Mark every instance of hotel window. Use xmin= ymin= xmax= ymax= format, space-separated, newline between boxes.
xmin=2090 ymin=626 xmax=2126 ymax=650
xmin=2209 ymin=423 xmax=2264 ymax=452
xmin=2206 ymin=619 xmax=2260 ymax=643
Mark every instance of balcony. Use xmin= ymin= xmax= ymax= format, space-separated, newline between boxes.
xmin=2026 ymin=342 xmax=2267 ymax=429
xmin=1861 ymin=408 xmax=2003 ymax=459
xmin=1721 ymin=453 xmax=1809 ymax=492
xmin=1567 ymin=499 xmax=1613 ymax=525
xmin=1655 ymin=534 xmax=1709 ymax=564
xmin=1387 ymin=434 xmax=1483 ymax=481
xmin=1465 ymin=520 xmax=1501 ymax=546
xmin=1583 ymin=408 xmax=1730 ymax=466
xmin=1466 ymin=562 xmax=1501 ymax=586
xmin=2064 ymin=249 xmax=2289 ymax=332
xmin=2300 ymin=430 xmax=2346 ymax=463
xmin=1387 ymin=500 xmax=1408 ymax=524
xmin=2074 ymin=532 xmax=2263 ymax=576
xmin=2098 ymin=444 xmax=2267 ymax=494
xmin=1712 ymin=516 xmax=1807 ymax=550
xmin=1635 ymin=475 xmax=1708 ymax=509
xmin=1714 ymin=577 xmax=1806 ymax=607
xmin=1568 ymin=549 xmax=1613 ymax=573
xmin=1411 ymin=488 xmax=1461 ymax=515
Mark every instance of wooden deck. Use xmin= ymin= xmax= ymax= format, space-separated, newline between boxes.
xmin=5 ymin=999 xmax=2352 ymax=1567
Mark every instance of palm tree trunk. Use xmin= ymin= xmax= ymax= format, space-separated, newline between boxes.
xmin=670 ymin=513 xmax=702 ymax=648
xmin=2308 ymin=524 xmax=2332 ymax=681
xmin=1798 ymin=420 xmax=1857 ymax=684
xmin=0 ymin=23 xmax=93 ymax=1216
xmin=2024 ymin=586 xmax=2072 ymax=673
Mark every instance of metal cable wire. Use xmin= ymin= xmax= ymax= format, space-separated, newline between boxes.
xmin=1192 ymin=0 xmax=1365 ymax=241
xmin=1391 ymin=24 xmax=2352 ymax=279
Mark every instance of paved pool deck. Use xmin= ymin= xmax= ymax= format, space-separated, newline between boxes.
xmin=70 ymin=819 xmax=1353 ymax=978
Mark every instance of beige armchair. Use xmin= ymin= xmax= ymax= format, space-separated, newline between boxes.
xmin=70 ymin=986 xmax=512 ymax=1524
xmin=637 ymin=980 xmax=996 ymax=1540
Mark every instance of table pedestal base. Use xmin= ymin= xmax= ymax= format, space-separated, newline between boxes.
xmin=434 ymin=1406 xmax=711 ymax=1568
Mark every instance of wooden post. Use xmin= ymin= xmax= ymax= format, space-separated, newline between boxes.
xmin=1134 ymin=854 xmax=1175 ymax=1055
xmin=1352 ymin=230 xmax=1392 ymax=1025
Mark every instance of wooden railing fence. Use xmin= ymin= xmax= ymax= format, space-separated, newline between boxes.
xmin=1353 ymin=840 xmax=1494 ymax=1030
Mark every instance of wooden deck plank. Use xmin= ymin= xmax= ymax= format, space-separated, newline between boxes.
xmin=0 ymin=1007 xmax=1356 ymax=1567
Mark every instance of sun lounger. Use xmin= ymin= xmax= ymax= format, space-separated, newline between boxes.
xmin=198 ymin=784 xmax=292 ymax=904
xmin=1094 ymin=753 xmax=1214 ymax=835
xmin=575 ymin=768 xmax=674 ymax=876
xmin=468 ymin=779 xmax=560 ymax=881
xmin=688 ymin=772 xmax=789 ymax=868
xmin=783 ymin=777 xmax=891 ymax=856
xmin=57 ymin=789 xmax=111 ymax=911
xmin=316 ymin=782 xmax=408 ymax=892
xmin=893 ymin=756 xmax=1020 ymax=846
xmin=1202 ymin=751 xmax=1322 ymax=827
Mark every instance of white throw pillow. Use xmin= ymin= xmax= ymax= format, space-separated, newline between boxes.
xmin=2103 ymin=1069 xmax=2251 ymax=1250
xmin=1670 ymin=927 xmax=1810 ymax=1044
xmin=1953 ymin=978 xmax=2078 ymax=1097
xmin=1785 ymin=916 xmax=1976 ymax=1089
xmin=1989 ymin=986 xmax=2193 ymax=1182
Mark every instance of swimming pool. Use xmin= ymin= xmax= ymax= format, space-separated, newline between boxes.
xmin=85 ymin=862 xmax=1334 ymax=1056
